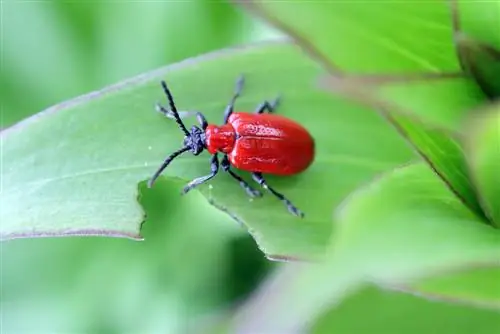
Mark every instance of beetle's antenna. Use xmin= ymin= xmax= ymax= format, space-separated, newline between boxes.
xmin=148 ymin=146 xmax=191 ymax=188
xmin=160 ymin=81 xmax=190 ymax=137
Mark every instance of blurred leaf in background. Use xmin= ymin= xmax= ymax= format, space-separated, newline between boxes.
xmin=311 ymin=285 xmax=500 ymax=334
xmin=2 ymin=178 xmax=272 ymax=332
xmin=1 ymin=1 xmax=280 ymax=127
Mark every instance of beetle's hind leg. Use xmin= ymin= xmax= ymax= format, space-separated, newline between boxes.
xmin=221 ymin=155 xmax=262 ymax=198
xmin=251 ymin=172 xmax=304 ymax=218
xmin=254 ymin=95 xmax=281 ymax=114
xmin=223 ymin=74 xmax=245 ymax=123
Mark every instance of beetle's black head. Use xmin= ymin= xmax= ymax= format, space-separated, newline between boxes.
xmin=148 ymin=80 xmax=208 ymax=189
xmin=183 ymin=125 xmax=206 ymax=156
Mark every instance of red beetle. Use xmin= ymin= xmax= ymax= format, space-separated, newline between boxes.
xmin=147 ymin=75 xmax=315 ymax=217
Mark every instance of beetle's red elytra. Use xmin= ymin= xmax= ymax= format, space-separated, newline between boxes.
xmin=147 ymin=75 xmax=315 ymax=217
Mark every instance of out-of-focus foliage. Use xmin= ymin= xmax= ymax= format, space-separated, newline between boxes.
xmin=312 ymin=286 xmax=500 ymax=334
xmin=2 ymin=179 xmax=271 ymax=332
xmin=1 ymin=2 xmax=278 ymax=332
xmin=464 ymin=103 xmax=500 ymax=225
xmin=1 ymin=1 xmax=279 ymax=127
xmin=455 ymin=0 xmax=500 ymax=99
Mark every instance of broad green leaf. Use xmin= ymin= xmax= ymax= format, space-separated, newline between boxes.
xmin=456 ymin=0 xmax=500 ymax=49
xmin=389 ymin=114 xmax=483 ymax=217
xmin=331 ymin=163 xmax=499 ymax=279
xmin=227 ymin=263 xmax=363 ymax=334
xmin=239 ymin=1 xmax=486 ymax=217
xmin=321 ymin=76 xmax=484 ymax=217
xmin=241 ymin=0 xmax=490 ymax=129
xmin=0 ymin=42 xmax=414 ymax=259
xmin=312 ymin=286 xmax=500 ymax=334
xmin=231 ymin=163 xmax=500 ymax=331
xmin=464 ymin=104 xmax=500 ymax=227
xmin=407 ymin=266 xmax=500 ymax=310
xmin=241 ymin=1 xmax=460 ymax=73
xmin=2 ymin=0 xmax=258 ymax=127
xmin=1 ymin=178 xmax=249 ymax=333
xmin=375 ymin=76 xmax=486 ymax=131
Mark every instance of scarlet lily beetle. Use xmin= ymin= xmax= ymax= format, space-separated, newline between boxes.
xmin=147 ymin=75 xmax=315 ymax=217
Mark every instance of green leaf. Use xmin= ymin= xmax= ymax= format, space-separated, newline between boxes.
xmin=455 ymin=0 xmax=500 ymax=49
xmin=456 ymin=34 xmax=500 ymax=99
xmin=241 ymin=0 xmax=491 ymax=130
xmin=464 ymin=103 xmax=500 ymax=226
xmin=331 ymin=162 xmax=499 ymax=280
xmin=1 ymin=178 xmax=246 ymax=332
xmin=0 ymin=41 xmax=414 ymax=259
xmin=452 ymin=1 xmax=500 ymax=98
xmin=312 ymin=286 xmax=500 ymax=334
xmin=388 ymin=114 xmax=484 ymax=217
xmin=239 ymin=1 xmax=486 ymax=216
xmin=233 ymin=163 xmax=500 ymax=332
xmin=406 ymin=266 xmax=500 ymax=310
xmin=321 ymin=77 xmax=484 ymax=218
xmin=374 ymin=76 xmax=486 ymax=131
xmin=241 ymin=1 xmax=460 ymax=73
xmin=2 ymin=0 xmax=258 ymax=127
xmin=227 ymin=163 xmax=500 ymax=332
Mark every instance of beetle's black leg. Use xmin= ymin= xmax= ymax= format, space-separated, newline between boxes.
xmin=251 ymin=172 xmax=304 ymax=217
xmin=182 ymin=153 xmax=219 ymax=195
xmin=195 ymin=112 xmax=208 ymax=130
xmin=254 ymin=96 xmax=281 ymax=114
xmin=223 ymin=74 xmax=245 ymax=123
xmin=221 ymin=155 xmax=262 ymax=197
xmin=156 ymin=103 xmax=208 ymax=130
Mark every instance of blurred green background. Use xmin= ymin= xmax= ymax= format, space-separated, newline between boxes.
xmin=2 ymin=1 xmax=500 ymax=333
xmin=2 ymin=1 xmax=281 ymax=332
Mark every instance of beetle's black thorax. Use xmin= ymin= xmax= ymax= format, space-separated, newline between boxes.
xmin=184 ymin=125 xmax=206 ymax=155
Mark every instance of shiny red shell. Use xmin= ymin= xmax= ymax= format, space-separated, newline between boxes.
xmin=205 ymin=112 xmax=314 ymax=175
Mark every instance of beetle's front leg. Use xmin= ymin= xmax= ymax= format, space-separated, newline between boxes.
xmin=221 ymin=155 xmax=262 ymax=197
xmin=182 ymin=153 xmax=219 ymax=194
xmin=254 ymin=96 xmax=281 ymax=114
xmin=223 ymin=74 xmax=245 ymax=123
xmin=155 ymin=103 xmax=201 ymax=121
xmin=251 ymin=172 xmax=304 ymax=217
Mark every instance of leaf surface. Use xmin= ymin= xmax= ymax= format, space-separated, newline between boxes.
xmin=455 ymin=34 xmax=500 ymax=99
xmin=0 ymin=42 xmax=414 ymax=259
xmin=311 ymin=286 xmax=500 ymax=334
xmin=406 ymin=266 xmax=500 ymax=310
xmin=229 ymin=163 xmax=500 ymax=332
xmin=455 ymin=0 xmax=500 ymax=49
xmin=241 ymin=0 xmax=486 ymax=216
xmin=464 ymin=103 xmax=500 ymax=226
xmin=241 ymin=1 xmax=460 ymax=73
xmin=331 ymin=163 xmax=499 ymax=280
